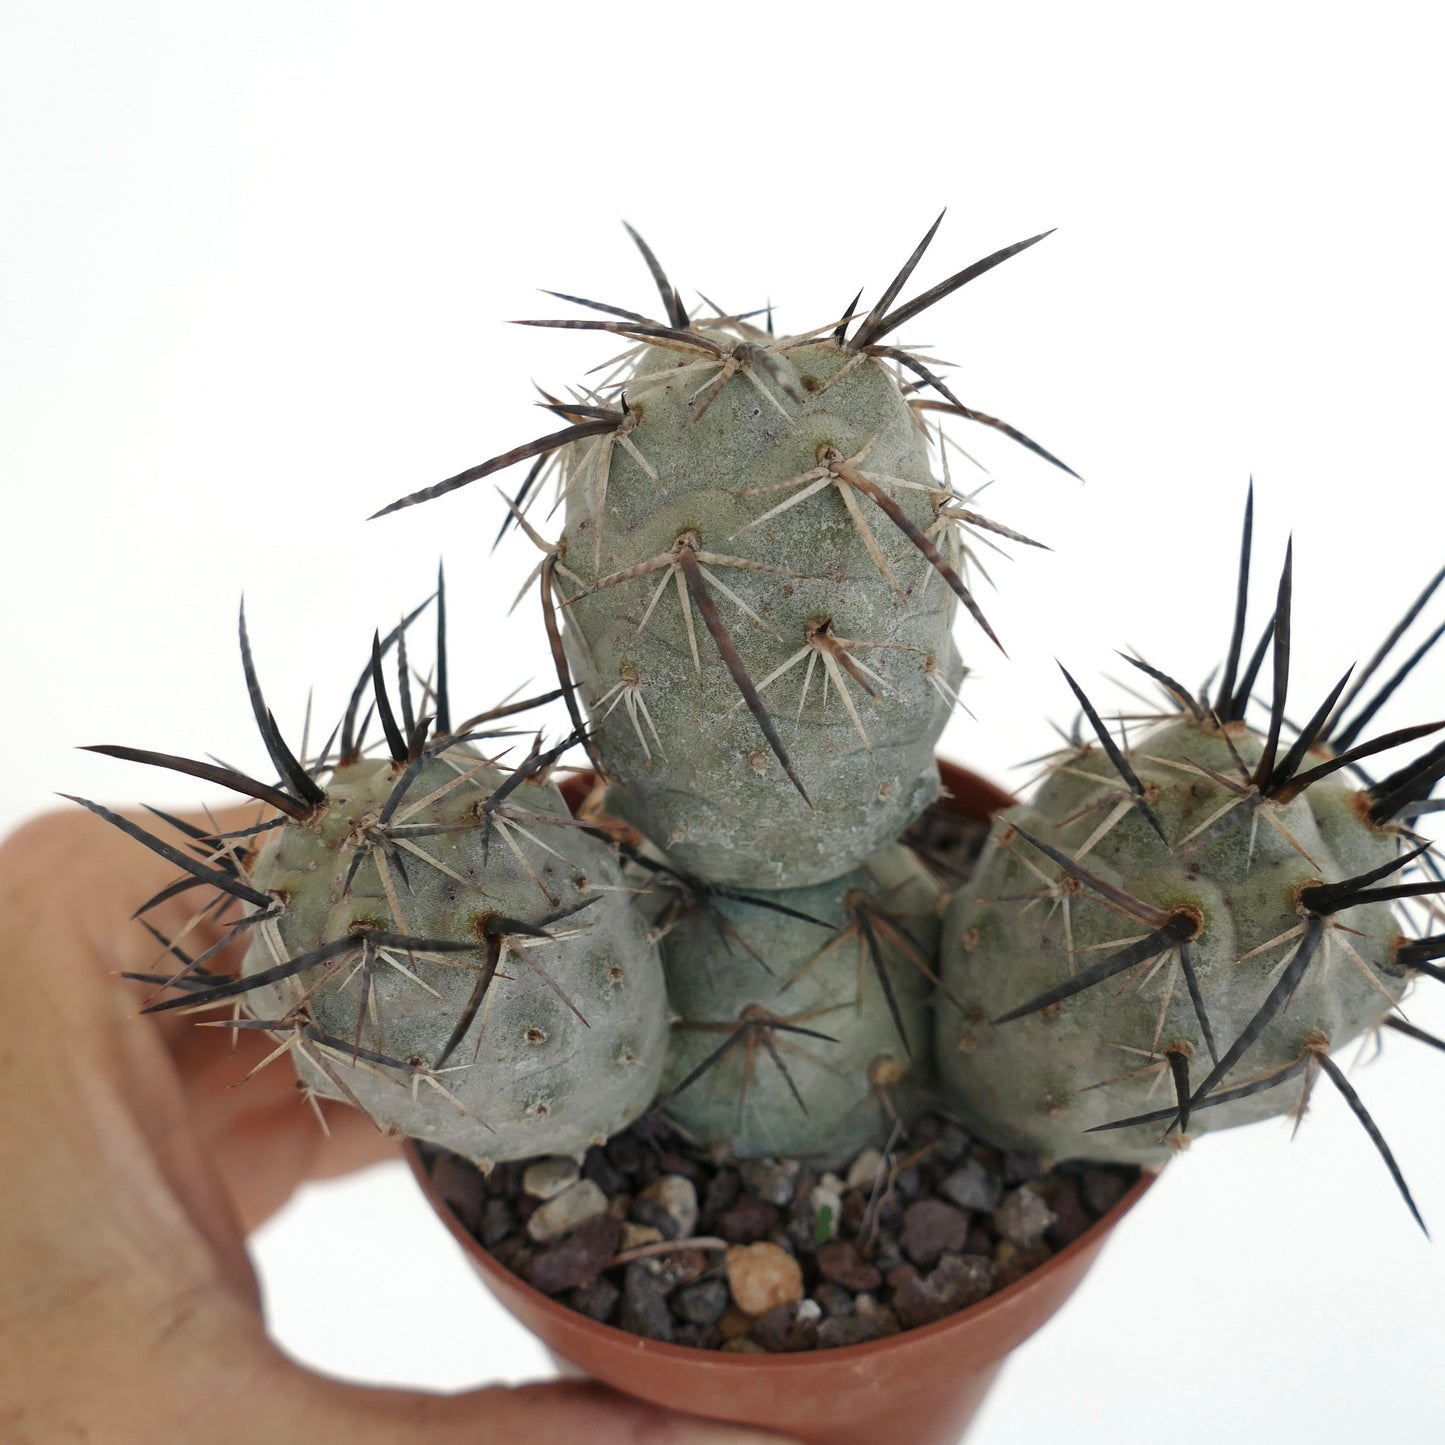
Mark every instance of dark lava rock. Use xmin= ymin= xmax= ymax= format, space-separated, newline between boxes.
xmin=839 ymin=1190 xmax=869 ymax=1236
xmin=965 ymin=1223 xmax=996 ymax=1258
xmin=480 ymin=1198 xmax=515 ymax=1248
xmin=751 ymin=1301 xmax=820 ymax=1353
xmin=702 ymin=1166 xmax=742 ymax=1221
xmin=893 ymin=1253 xmax=997 ymax=1329
xmin=582 ymin=1145 xmax=625 ymax=1196
xmin=525 ymin=1215 xmax=622 ymax=1296
xmin=619 ymin=1261 xmax=674 ymax=1342
xmin=784 ymin=1203 xmax=823 ymax=1257
xmin=1042 ymin=1175 xmax=1091 ymax=1248
xmin=901 ymin=1199 xmax=971 ymax=1268
xmin=714 ymin=1193 xmax=781 ymax=1243
xmin=605 ymin=1133 xmax=648 ymax=1181
xmin=566 ymin=1275 xmax=620 ymax=1323
xmin=815 ymin=1240 xmax=883 ymax=1293
xmin=431 ymin=1154 xmax=486 ymax=1231
xmin=1082 ymin=1167 xmax=1133 ymax=1217
xmin=490 ymin=1233 xmax=532 ymax=1275
xmin=673 ymin=1278 xmax=729 ymax=1326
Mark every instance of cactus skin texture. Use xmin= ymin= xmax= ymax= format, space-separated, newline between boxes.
xmin=937 ymin=716 xmax=1408 ymax=1166
xmin=375 ymin=218 xmax=1068 ymax=891
xmin=242 ymin=751 xmax=670 ymax=1167
xmin=655 ymin=843 xmax=942 ymax=1166
xmin=937 ymin=518 xmax=1445 ymax=1206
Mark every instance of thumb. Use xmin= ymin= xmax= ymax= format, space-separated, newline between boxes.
xmin=273 ymin=1371 xmax=805 ymax=1444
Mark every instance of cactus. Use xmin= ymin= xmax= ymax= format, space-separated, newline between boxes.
xmin=376 ymin=217 xmax=1066 ymax=889
xmin=650 ymin=842 xmax=943 ymax=1165
xmin=76 ymin=225 xmax=1445 ymax=1279
xmin=79 ymin=592 xmax=670 ymax=1168
xmin=937 ymin=495 xmax=1445 ymax=1221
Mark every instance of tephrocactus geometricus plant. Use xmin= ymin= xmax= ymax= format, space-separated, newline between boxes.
xmin=375 ymin=214 xmax=1070 ymax=890
xmin=77 ymin=222 xmax=1445 ymax=1239
xmin=937 ymin=490 xmax=1445 ymax=1224
xmin=74 ymin=585 xmax=671 ymax=1167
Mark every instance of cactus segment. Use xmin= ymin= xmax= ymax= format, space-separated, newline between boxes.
xmin=938 ymin=510 xmax=1443 ymax=1211
xmin=91 ymin=598 xmax=671 ymax=1168
xmin=550 ymin=329 xmax=972 ymax=890
xmin=374 ymin=219 xmax=1068 ymax=888
xmin=655 ymin=843 xmax=943 ymax=1166
xmin=239 ymin=749 xmax=668 ymax=1166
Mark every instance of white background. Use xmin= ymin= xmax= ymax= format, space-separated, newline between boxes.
xmin=4 ymin=3 xmax=1443 ymax=1440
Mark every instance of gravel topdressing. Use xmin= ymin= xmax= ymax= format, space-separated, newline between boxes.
xmin=423 ymin=1112 xmax=1139 ymax=1353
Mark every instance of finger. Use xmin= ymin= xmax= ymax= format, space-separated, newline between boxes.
xmin=178 ymin=1053 xmax=401 ymax=1231
xmin=0 ymin=805 xmax=344 ymax=1220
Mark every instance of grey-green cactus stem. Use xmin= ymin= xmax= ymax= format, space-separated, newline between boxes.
xmin=937 ymin=715 xmax=1416 ymax=1165
xmin=656 ymin=843 xmax=944 ymax=1166
xmin=374 ymin=218 xmax=1067 ymax=888
xmin=237 ymin=749 xmax=670 ymax=1167
xmin=88 ymin=604 xmax=671 ymax=1169
xmin=557 ymin=337 xmax=969 ymax=889
xmin=938 ymin=528 xmax=1445 ymax=1210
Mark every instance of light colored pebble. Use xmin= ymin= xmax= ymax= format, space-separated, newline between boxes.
xmin=740 ymin=1159 xmax=801 ymax=1207
xmin=639 ymin=1173 xmax=699 ymax=1238
xmin=726 ymin=1241 xmax=805 ymax=1317
xmin=940 ymin=1156 xmax=1003 ymax=1212
xmin=846 ymin=1148 xmax=886 ymax=1192
xmin=526 ymin=1178 xmax=608 ymax=1242
xmin=522 ymin=1156 xmax=581 ymax=1200
xmin=995 ymin=1185 xmax=1058 ymax=1248
xmin=620 ymin=1222 xmax=664 ymax=1251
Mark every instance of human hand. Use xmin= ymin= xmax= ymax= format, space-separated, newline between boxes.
xmin=0 ymin=803 xmax=797 ymax=1444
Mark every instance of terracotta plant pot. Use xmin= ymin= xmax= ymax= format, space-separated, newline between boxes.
xmin=404 ymin=760 xmax=1157 ymax=1445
